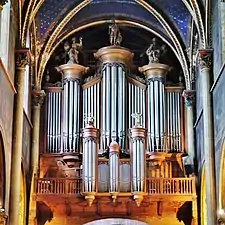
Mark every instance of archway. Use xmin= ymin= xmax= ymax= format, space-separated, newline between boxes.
xmin=84 ymin=218 xmax=149 ymax=225
xmin=0 ymin=132 xmax=5 ymax=208
xmin=200 ymin=165 xmax=207 ymax=225
xmin=19 ymin=168 xmax=26 ymax=225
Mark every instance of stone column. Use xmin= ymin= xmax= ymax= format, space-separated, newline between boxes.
xmin=198 ymin=49 xmax=217 ymax=225
xmin=28 ymin=89 xmax=45 ymax=225
xmin=8 ymin=49 xmax=29 ymax=225
xmin=182 ymin=90 xmax=195 ymax=159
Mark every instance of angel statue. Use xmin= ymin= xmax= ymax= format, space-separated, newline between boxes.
xmin=146 ymin=37 xmax=167 ymax=64
xmin=108 ymin=21 xmax=122 ymax=46
xmin=64 ymin=37 xmax=83 ymax=64
xmin=131 ymin=112 xmax=143 ymax=127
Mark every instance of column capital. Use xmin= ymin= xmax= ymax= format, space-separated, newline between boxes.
xmin=198 ymin=49 xmax=213 ymax=71
xmin=182 ymin=90 xmax=195 ymax=107
xmin=32 ymin=89 xmax=46 ymax=107
xmin=15 ymin=49 xmax=30 ymax=68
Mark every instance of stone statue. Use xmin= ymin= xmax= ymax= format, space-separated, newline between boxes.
xmin=131 ymin=112 xmax=142 ymax=127
xmin=146 ymin=38 xmax=167 ymax=64
xmin=64 ymin=37 xmax=83 ymax=64
xmin=109 ymin=21 xmax=122 ymax=46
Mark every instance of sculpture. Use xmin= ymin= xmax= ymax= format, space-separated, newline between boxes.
xmin=64 ymin=37 xmax=83 ymax=64
xmin=131 ymin=112 xmax=142 ymax=127
xmin=109 ymin=21 xmax=122 ymax=46
xmin=146 ymin=38 xmax=167 ymax=64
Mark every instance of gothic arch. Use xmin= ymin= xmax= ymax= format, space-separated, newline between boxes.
xmin=219 ymin=140 xmax=225 ymax=209
xmin=200 ymin=165 xmax=207 ymax=225
xmin=0 ymin=132 xmax=5 ymax=208
xmin=84 ymin=218 xmax=149 ymax=225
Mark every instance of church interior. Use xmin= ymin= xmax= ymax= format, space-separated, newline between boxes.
xmin=0 ymin=0 xmax=224 ymax=225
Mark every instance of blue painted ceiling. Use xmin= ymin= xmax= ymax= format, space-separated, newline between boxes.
xmin=35 ymin=0 xmax=192 ymax=44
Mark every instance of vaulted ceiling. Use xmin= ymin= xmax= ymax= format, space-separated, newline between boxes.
xmin=20 ymin=0 xmax=208 ymax=89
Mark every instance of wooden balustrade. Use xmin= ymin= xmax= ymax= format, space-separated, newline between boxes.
xmin=146 ymin=177 xmax=196 ymax=195
xmin=35 ymin=177 xmax=195 ymax=196
xmin=36 ymin=178 xmax=82 ymax=195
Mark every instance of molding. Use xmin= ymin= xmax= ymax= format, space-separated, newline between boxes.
xmin=193 ymin=109 xmax=203 ymax=128
xmin=210 ymin=62 xmax=225 ymax=92
xmin=0 ymin=57 xmax=16 ymax=94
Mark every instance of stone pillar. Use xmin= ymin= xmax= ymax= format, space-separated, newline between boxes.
xmin=8 ymin=49 xmax=29 ymax=225
xmin=198 ymin=49 xmax=217 ymax=225
xmin=28 ymin=89 xmax=45 ymax=225
xmin=182 ymin=90 xmax=195 ymax=159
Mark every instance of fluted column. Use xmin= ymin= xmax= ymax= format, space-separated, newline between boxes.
xmin=139 ymin=63 xmax=170 ymax=164
xmin=198 ymin=49 xmax=217 ymax=225
xmin=58 ymin=64 xmax=88 ymax=153
xmin=182 ymin=90 xmax=195 ymax=159
xmin=94 ymin=46 xmax=133 ymax=152
xmin=82 ymin=117 xmax=98 ymax=206
xmin=109 ymin=141 xmax=120 ymax=202
xmin=129 ymin=114 xmax=146 ymax=207
xmin=9 ymin=49 xmax=30 ymax=225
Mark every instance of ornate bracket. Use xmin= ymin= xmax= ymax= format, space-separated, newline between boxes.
xmin=15 ymin=49 xmax=30 ymax=68
xmin=32 ymin=89 xmax=46 ymax=107
xmin=198 ymin=49 xmax=213 ymax=71
xmin=182 ymin=90 xmax=195 ymax=107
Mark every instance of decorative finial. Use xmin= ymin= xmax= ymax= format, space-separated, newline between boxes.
xmin=131 ymin=112 xmax=142 ymax=127
xmin=145 ymin=37 xmax=167 ymax=64
xmin=108 ymin=21 xmax=122 ymax=46
xmin=64 ymin=37 xmax=83 ymax=64
xmin=84 ymin=114 xmax=95 ymax=127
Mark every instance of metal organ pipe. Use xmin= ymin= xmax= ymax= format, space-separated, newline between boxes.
xmin=58 ymin=64 xmax=89 ymax=153
xmin=139 ymin=64 xmax=170 ymax=153
xmin=109 ymin=141 xmax=120 ymax=198
xmin=94 ymin=46 xmax=134 ymax=152
xmin=129 ymin=115 xmax=146 ymax=207
xmin=45 ymin=88 xmax=62 ymax=153
xmin=82 ymin=118 xmax=98 ymax=206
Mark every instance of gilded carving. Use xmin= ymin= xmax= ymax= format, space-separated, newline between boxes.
xmin=64 ymin=37 xmax=83 ymax=64
xmin=145 ymin=38 xmax=167 ymax=64
xmin=0 ymin=212 xmax=7 ymax=225
xmin=15 ymin=50 xmax=30 ymax=68
xmin=109 ymin=21 xmax=122 ymax=46
xmin=32 ymin=89 xmax=46 ymax=107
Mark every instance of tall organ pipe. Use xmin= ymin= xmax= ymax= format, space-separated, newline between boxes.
xmin=94 ymin=46 xmax=134 ymax=152
xmin=109 ymin=141 xmax=120 ymax=201
xmin=129 ymin=115 xmax=146 ymax=207
xmin=44 ymin=87 xmax=62 ymax=153
xmin=82 ymin=118 xmax=98 ymax=206
xmin=139 ymin=64 xmax=170 ymax=153
xmin=58 ymin=64 xmax=89 ymax=153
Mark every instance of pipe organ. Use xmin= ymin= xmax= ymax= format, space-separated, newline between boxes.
xmin=43 ymin=44 xmax=185 ymax=206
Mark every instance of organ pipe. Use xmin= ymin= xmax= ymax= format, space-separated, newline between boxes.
xmin=94 ymin=46 xmax=133 ymax=152
xmin=166 ymin=88 xmax=182 ymax=152
xmin=139 ymin=64 xmax=170 ymax=154
xmin=109 ymin=141 xmax=120 ymax=202
xmin=58 ymin=64 xmax=89 ymax=153
xmin=129 ymin=113 xmax=146 ymax=206
xmin=45 ymin=87 xmax=62 ymax=153
xmin=82 ymin=117 xmax=98 ymax=206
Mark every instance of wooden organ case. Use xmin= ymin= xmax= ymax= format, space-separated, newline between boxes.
xmin=36 ymin=40 xmax=197 ymax=224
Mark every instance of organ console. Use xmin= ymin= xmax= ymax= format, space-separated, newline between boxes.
xmin=42 ymin=25 xmax=185 ymax=206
